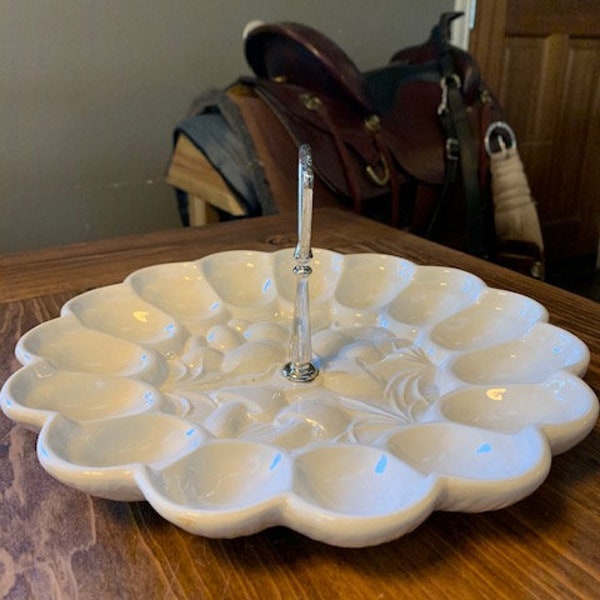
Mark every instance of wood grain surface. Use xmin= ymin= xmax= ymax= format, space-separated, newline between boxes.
xmin=1 ymin=208 xmax=599 ymax=599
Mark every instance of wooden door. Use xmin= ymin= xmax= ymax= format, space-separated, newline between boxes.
xmin=469 ymin=0 xmax=600 ymax=262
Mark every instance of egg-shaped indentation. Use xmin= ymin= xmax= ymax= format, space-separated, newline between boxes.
xmin=145 ymin=440 xmax=291 ymax=509
xmin=41 ymin=413 xmax=204 ymax=469
xmin=314 ymin=326 xmax=400 ymax=370
xmin=294 ymin=445 xmax=434 ymax=517
xmin=388 ymin=266 xmax=484 ymax=327
xmin=205 ymin=324 xmax=245 ymax=351
xmin=203 ymin=385 xmax=287 ymax=438
xmin=431 ymin=288 xmax=547 ymax=351
xmin=440 ymin=374 xmax=599 ymax=454
xmin=1 ymin=364 xmax=160 ymax=428
xmin=273 ymin=248 xmax=344 ymax=304
xmin=221 ymin=341 xmax=282 ymax=376
xmin=388 ymin=423 xmax=550 ymax=511
xmin=37 ymin=413 xmax=205 ymax=500
xmin=127 ymin=261 xmax=224 ymax=327
xmin=212 ymin=384 xmax=287 ymax=417
xmin=312 ymin=329 xmax=355 ymax=365
xmin=452 ymin=322 xmax=590 ymax=385
xmin=270 ymin=399 xmax=352 ymax=450
xmin=201 ymin=250 xmax=277 ymax=308
xmin=242 ymin=321 xmax=289 ymax=346
xmin=63 ymin=284 xmax=185 ymax=354
xmin=16 ymin=317 xmax=162 ymax=380
xmin=334 ymin=253 xmax=415 ymax=309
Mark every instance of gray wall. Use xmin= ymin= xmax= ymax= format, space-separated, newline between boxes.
xmin=1 ymin=1 xmax=454 ymax=254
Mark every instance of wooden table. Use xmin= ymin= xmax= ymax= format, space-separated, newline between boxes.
xmin=1 ymin=208 xmax=599 ymax=599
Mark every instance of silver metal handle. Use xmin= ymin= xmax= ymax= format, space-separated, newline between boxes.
xmin=283 ymin=144 xmax=319 ymax=383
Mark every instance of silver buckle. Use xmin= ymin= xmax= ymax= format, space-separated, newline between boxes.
xmin=484 ymin=121 xmax=517 ymax=156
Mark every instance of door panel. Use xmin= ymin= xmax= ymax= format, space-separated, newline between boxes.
xmin=469 ymin=0 xmax=600 ymax=261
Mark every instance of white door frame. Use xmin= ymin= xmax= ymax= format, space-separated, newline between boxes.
xmin=451 ymin=0 xmax=477 ymax=49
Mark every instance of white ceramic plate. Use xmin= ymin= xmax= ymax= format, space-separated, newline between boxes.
xmin=1 ymin=249 xmax=597 ymax=547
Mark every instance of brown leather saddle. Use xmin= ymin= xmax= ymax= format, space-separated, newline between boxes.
xmin=242 ymin=13 xmax=502 ymax=258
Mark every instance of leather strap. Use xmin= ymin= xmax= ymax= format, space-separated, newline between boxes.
xmin=437 ymin=51 xmax=489 ymax=258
